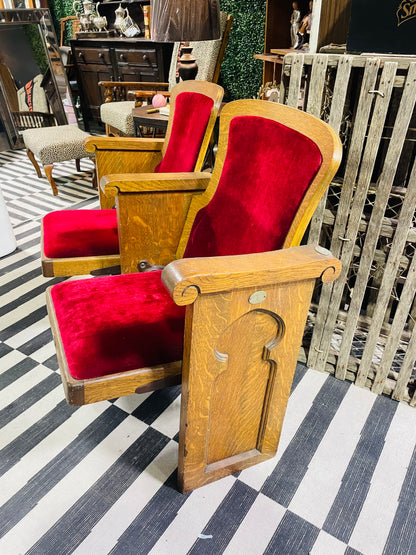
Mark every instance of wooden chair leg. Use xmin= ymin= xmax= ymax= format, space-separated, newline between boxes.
xmin=26 ymin=149 xmax=42 ymax=178
xmin=44 ymin=164 xmax=58 ymax=196
xmin=75 ymin=158 xmax=81 ymax=172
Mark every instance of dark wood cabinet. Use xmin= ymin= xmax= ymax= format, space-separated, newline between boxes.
xmin=71 ymin=38 xmax=173 ymax=126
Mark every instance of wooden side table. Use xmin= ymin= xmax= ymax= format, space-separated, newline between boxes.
xmin=131 ymin=105 xmax=170 ymax=138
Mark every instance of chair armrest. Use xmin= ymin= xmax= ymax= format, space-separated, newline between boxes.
xmin=100 ymin=172 xmax=211 ymax=197
xmin=99 ymin=81 xmax=169 ymax=89
xmin=99 ymin=81 xmax=169 ymax=103
xmin=134 ymin=91 xmax=171 ymax=99
xmin=84 ymin=136 xmax=164 ymax=153
xmin=163 ymin=245 xmax=342 ymax=306
xmin=106 ymin=172 xmax=211 ymax=272
xmin=13 ymin=111 xmax=56 ymax=129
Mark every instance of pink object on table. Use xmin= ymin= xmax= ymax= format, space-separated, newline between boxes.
xmin=152 ymin=93 xmax=167 ymax=108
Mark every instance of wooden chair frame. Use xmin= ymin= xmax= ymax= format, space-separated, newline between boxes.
xmin=41 ymin=80 xmax=224 ymax=277
xmin=46 ymin=100 xmax=342 ymax=491
xmin=0 ymin=63 xmax=55 ymax=131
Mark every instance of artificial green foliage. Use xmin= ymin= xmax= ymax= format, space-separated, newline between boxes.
xmin=48 ymin=0 xmax=76 ymax=44
xmin=24 ymin=25 xmax=49 ymax=75
xmin=219 ymin=0 xmax=266 ymax=100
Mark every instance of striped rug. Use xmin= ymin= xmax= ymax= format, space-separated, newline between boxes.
xmin=1 ymin=150 xmax=416 ymax=555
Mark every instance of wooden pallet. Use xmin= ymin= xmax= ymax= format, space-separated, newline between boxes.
xmin=279 ymin=52 xmax=416 ymax=405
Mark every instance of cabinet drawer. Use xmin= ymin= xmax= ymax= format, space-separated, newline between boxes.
xmin=75 ymin=47 xmax=111 ymax=65
xmin=114 ymin=48 xmax=157 ymax=66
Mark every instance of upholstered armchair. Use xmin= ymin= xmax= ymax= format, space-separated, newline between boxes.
xmin=41 ymin=80 xmax=224 ymax=277
xmin=46 ymin=99 xmax=342 ymax=492
xmin=99 ymin=13 xmax=233 ymax=137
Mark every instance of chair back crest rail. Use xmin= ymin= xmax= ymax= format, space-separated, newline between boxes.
xmin=279 ymin=52 xmax=416 ymax=406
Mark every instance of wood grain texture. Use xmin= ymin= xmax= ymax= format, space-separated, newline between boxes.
xmin=308 ymin=58 xmax=382 ymax=370
xmin=307 ymin=55 xmax=353 ymax=245
xmin=315 ymin=61 xmax=397 ymax=373
xmin=339 ymin=63 xmax=416 ymax=386
xmin=163 ymin=245 xmax=342 ymax=306
xmin=172 ymin=245 xmax=341 ymax=491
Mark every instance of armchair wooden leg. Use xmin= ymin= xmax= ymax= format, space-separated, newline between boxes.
xmin=75 ymin=158 xmax=81 ymax=172
xmin=44 ymin=164 xmax=58 ymax=196
xmin=178 ymin=279 xmax=316 ymax=492
xmin=26 ymin=148 xmax=42 ymax=178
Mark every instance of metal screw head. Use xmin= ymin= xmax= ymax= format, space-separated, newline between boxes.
xmin=315 ymin=246 xmax=331 ymax=256
xmin=249 ymin=291 xmax=267 ymax=305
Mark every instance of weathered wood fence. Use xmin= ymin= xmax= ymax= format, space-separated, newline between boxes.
xmin=280 ymin=53 xmax=416 ymax=405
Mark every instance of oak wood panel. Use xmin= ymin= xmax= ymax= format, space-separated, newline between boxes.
xmin=161 ymin=244 xmax=341 ymax=491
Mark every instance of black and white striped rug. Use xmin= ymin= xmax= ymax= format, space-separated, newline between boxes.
xmin=1 ymin=150 xmax=416 ymax=555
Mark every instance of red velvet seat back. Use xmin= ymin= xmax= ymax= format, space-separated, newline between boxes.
xmin=184 ymin=115 xmax=323 ymax=258
xmin=155 ymin=91 xmax=214 ymax=173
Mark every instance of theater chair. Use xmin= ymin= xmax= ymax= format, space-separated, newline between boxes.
xmin=41 ymin=80 xmax=224 ymax=277
xmin=46 ymin=99 xmax=342 ymax=492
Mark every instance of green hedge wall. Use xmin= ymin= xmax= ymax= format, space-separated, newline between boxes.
xmin=218 ymin=0 xmax=266 ymax=100
xmin=48 ymin=0 xmax=74 ymax=45
xmin=47 ymin=0 xmax=266 ymax=100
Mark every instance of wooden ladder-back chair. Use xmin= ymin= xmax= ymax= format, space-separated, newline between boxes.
xmin=0 ymin=63 xmax=55 ymax=130
xmin=46 ymin=99 xmax=342 ymax=492
xmin=41 ymin=80 xmax=224 ymax=277
xmin=99 ymin=13 xmax=233 ymax=137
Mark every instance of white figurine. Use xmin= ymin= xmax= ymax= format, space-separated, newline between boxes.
xmin=290 ymin=2 xmax=301 ymax=48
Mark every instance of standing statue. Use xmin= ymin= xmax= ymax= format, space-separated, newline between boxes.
xmin=290 ymin=2 xmax=301 ymax=48
xmin=295 ymin=0 xmax=314 ymax=50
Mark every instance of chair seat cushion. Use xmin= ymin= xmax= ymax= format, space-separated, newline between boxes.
xmin=22 ymin=124 xmax=91 ymax=165
xmin=50 ymin=271 xmax=186 ymax=380
xmin=100 ymin=101 xmax=135 ymax=136
xmin=43 ymin=209 xmax=119 ymax=258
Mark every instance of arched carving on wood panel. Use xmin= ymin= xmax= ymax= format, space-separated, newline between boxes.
xmin=207 ymin=309 xmax=285 ymax=466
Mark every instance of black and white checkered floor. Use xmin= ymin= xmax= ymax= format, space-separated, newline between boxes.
xmin=1 ymin=150 xmax=416 ymax=555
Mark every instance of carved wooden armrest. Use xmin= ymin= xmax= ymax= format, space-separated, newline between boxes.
xmin=84 ymin=136 xmax=164 ymax=154
xmin=100 ymin=172 xmax=211 ymax=197
xmin=133 ymin=91 xmax=171 ymax=99
xmin=99 ymin=81 xmax=168 ymax=89
xmin=163 ymin=243 xmax=341 ymax=492
xmin=163 ymin=245 xmax=342 ymax=306
xmin=98 ymin=81 xmax=169 ymax=103
xmin=98 ymin=172 xmax=211 ymax=272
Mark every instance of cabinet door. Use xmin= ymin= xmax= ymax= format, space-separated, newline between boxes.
xmin=76 ymin=63 xmax=113 ymax=121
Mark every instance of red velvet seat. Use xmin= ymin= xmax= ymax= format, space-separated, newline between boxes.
xmin=50 ymin=271 xmax=185 ymax=380
xmin=41 ymin=81 xmax=224 ymax=276
xmin=47 ymin=99 xmax=342 ymax=492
